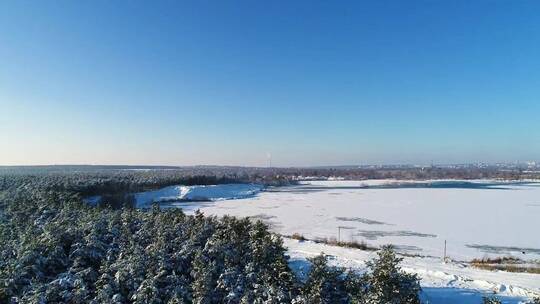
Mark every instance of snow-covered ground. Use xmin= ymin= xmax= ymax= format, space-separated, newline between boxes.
xmin=285 ymin=238 xmax=539 ymax=303
xmin=134 ymin=180 xmax=540 ymax=302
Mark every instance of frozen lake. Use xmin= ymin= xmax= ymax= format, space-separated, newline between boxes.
xmin=130 ymin=179 xmax=540 ymax=301
xmin=164 ymin=180 xmax=540 ymax=261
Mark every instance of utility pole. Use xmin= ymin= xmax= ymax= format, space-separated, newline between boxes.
xmin=267 ymin=153 xmax=272 ymax=168
xmin=337 ymin=226 xmax=347 ymax=243
xmin=443 ymin=240 xmax=447 ymax=263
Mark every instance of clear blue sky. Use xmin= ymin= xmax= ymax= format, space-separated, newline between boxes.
xmin=1 ymin=1 xmax=539 ymax=166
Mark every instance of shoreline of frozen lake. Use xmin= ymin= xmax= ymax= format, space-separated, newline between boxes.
xmin=83 ymin=183 xmax=264 ymax=208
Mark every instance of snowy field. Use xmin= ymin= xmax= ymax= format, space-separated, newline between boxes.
xmin=134 ymin=180 xmax=540 ymax=302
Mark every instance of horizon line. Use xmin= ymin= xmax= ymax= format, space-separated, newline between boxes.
xmin=0 ymin=162 xmax=537 ymax=169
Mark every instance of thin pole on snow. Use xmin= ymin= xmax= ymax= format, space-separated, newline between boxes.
xmin=443 ymin=240 xmax=447 ymax=262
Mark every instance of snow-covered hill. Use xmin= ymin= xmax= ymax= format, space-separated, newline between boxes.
xmin=134 ymin=183 xmax=263 ymax=207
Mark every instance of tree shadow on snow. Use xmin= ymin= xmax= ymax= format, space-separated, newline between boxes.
xmin=421 ymin=287 xmax=527 ymax=304
xmin=287 ymin=257 xmax=531 ymax=304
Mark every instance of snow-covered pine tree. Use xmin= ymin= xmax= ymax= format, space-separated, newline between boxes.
xmin=363 ymin=245 xmax=421 ymax=304
xmin=528 ymin=298 xmax=540 ymax=304
xmin=482 ymin=295 xmax=502 ymax=304
xmin=301 ymin=254 xmax=350 ymax=303
xmin=246 ymin=220 xmax=296 ymax=302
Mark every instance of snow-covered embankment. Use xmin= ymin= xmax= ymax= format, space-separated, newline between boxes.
xmin=134 ymin=183 xmax=263 ymax=208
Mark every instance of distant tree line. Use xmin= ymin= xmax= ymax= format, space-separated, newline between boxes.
xmin=1 ymin=165 xmax=537 ymax=194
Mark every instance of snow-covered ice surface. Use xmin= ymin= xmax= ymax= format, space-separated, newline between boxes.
xmin=134 ymin=183 xmax=263 ymax=208
xmin=182 ymin=180 xmax=540 ymax=261
xmin=142 ymin=179 xmax=540 ymax=302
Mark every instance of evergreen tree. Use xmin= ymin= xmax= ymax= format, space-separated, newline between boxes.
xmin=301 ymin=254 xmax=350 ymax=303
xmin=482 ymin=295 xmax=502 ymax=304
xmin=363 ymin=245 xmax=421 ymax=304
xmin=527 ymin=298 xmax=540 ymax=304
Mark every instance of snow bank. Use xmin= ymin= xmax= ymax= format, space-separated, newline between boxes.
xmin=284 ymin=238 xmax=540 ymax=303
xmin=134 ymin=183 xmax=263 ymax=207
